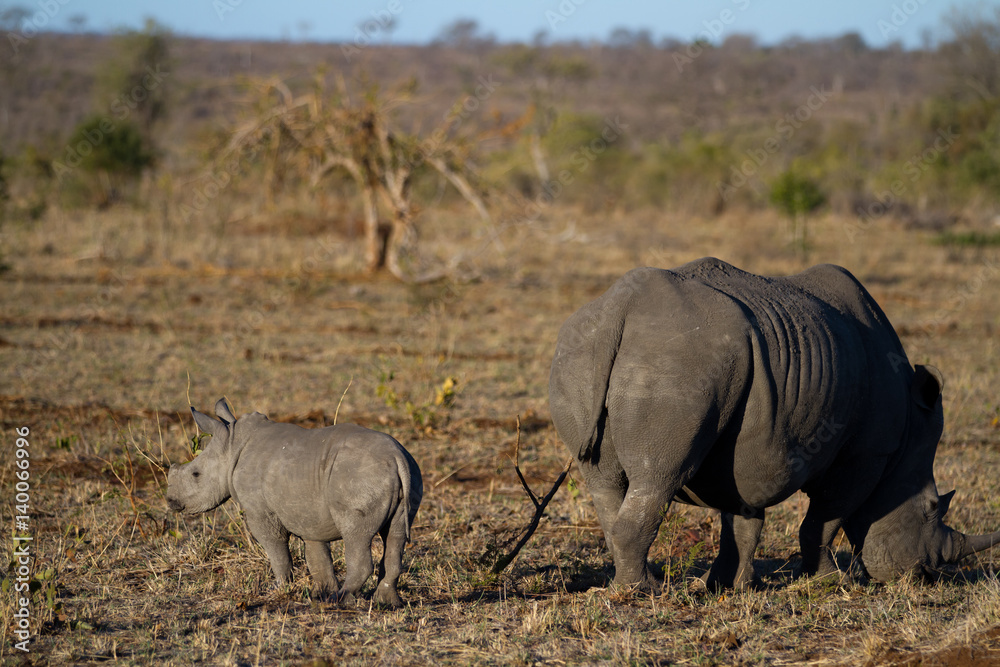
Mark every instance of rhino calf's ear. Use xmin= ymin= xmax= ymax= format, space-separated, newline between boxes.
xmin=215 ymin=398 xmax=237 ymax=425
xmin=191 ymin=407 xmax=227 ymax=441
xmin=911 ymin=365 xmax=944 ymax=410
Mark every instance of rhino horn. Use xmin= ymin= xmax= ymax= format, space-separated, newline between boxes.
xmin=945 ymin=528 xmax=1000 ymax=563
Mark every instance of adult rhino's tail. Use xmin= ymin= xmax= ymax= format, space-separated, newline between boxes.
xmin=549 ymin=268 xmax=649 ymax=461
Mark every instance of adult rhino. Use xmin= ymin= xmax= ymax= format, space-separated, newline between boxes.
xmin=549 ymin=258 xmax=1000 ymax=591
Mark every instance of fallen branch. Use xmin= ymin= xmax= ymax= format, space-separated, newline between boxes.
xmin=490 ymin=416 xmax=573 ymax=575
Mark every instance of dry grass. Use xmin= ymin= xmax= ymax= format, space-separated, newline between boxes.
xmin=2 ymin=201 xmax=1000 ymax=665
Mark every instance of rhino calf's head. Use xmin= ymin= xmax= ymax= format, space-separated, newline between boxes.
xmin=166 ymin=399 xmax=239 ymax=514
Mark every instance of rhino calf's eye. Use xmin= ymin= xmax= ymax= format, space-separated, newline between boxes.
xmin=192 ymin=471 xmax=201 ymax=478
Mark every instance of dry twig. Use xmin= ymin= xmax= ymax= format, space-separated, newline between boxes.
xmin=490 ymin=416 xmax=573 ymax=575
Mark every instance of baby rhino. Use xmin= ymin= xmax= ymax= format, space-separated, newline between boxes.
xmin=167 ymin=399 xmax=422 ymax=608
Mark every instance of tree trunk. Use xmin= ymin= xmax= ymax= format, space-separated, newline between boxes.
xmin=361 ymin=182 xmax=387 ymax=273
xmin=384 ymin=208 xmax=414 ymax=280
xmin=368 ymin=222 xmax=392 ymax=272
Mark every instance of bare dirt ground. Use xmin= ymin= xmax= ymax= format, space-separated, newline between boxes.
xmin=2 ymin=205 xmax=1000 ymax=665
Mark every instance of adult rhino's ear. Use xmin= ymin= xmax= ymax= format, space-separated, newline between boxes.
xmin=939 ymin=489 xmax=956 ymax=516
xmin=215 ymin=397 xmax=237 ymax=425
xmin=191 ymin=407 xmax=228 ymax=442
xmin=911 ymin=364 xmax=944 ymax=411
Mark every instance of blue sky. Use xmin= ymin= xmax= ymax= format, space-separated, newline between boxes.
xmin=28 ymin=0 xmax=1000 ymax=48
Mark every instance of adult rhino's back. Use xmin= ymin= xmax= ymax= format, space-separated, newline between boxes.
xmin=550 ymin=259 xmax=906 ymax=467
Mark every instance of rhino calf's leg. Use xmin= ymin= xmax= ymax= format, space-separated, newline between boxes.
xmin=304 ymin=540 xmax=340 ymax=600
xmin=703 ymin=511 xmax=764 ymax=590
xmin=338 ymin=533 xmax=376 ymax=605
xmin=245 ymin=514 xmax=293 ymax=589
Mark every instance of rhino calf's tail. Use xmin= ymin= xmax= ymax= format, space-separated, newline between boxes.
xmin=395 ymin=448 xmax=423 ymax=543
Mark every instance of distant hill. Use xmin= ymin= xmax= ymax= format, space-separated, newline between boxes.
xmin=2 ymin=32 xmax=942 ymax=158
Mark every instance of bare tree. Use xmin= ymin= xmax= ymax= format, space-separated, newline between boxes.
xmin=219 ymin=73 xmax=494 ymax=282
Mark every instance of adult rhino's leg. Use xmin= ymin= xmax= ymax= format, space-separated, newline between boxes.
xmin=372 ymin=504 xmax=409 ymax=608
xmin=607 ymin=483 xmax=674 ymax=589
xmin=245 ymin=513 xmax=293 ymax=589
xmin=799 ymin=458 xmax=888 ymax=579
xmin=703 ymin=510 xmax=764 ymax=590
xmin=601 ymin=416 xmax=681 ymax=590
xmin=604 ymin=390 xmax=719 ymax=590
xmin=304 ymin=540 xmax=339 ymax=600
xmin=577 ymin=440 xmax=628 ymax=566
xmin=799 ymin=512 xmax=842 ymax=578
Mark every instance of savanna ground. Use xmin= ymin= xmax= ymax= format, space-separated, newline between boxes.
xmin=2 ymin=198 xmax=1000 ymax=666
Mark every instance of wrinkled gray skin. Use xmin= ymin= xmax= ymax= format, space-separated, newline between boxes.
xmin=550 ymin=258 xmax=1000 ymax=591
xmin=166 ymin=399 xmax=422 ymax=607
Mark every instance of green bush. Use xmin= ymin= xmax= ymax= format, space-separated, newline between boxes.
xmin=95 ymin=18 xmax=171 ymax=137
xmin=67 ymin=116 xmax=154 ymax=176
xmin=908 ymin=96 xmax=1000 ymax=204
xmin=56 ymin=117 xmax=154 ymax=207
xmin=769 ymin=169 xmax=825 ymax=220
xmin=0 ymin=147 xmax=54 ymax=223
xmin=541 ymin=111 xmax=629 ymax=194
xmin=934 ymin=230 xmax=1000 ymax=247
xmin=484 ymin=111 xmax=629 ymax=209
xmin=618 ymin=135 xmax=737 ymax=214
xmin=769 ymin=169 xmax=826 ymax=251
xmin=958 ymin=148 xmax=1000 ymax=190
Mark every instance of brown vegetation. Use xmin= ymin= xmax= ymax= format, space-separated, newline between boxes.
xmin=2 ymin=199 xmax=1000 ymax=664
